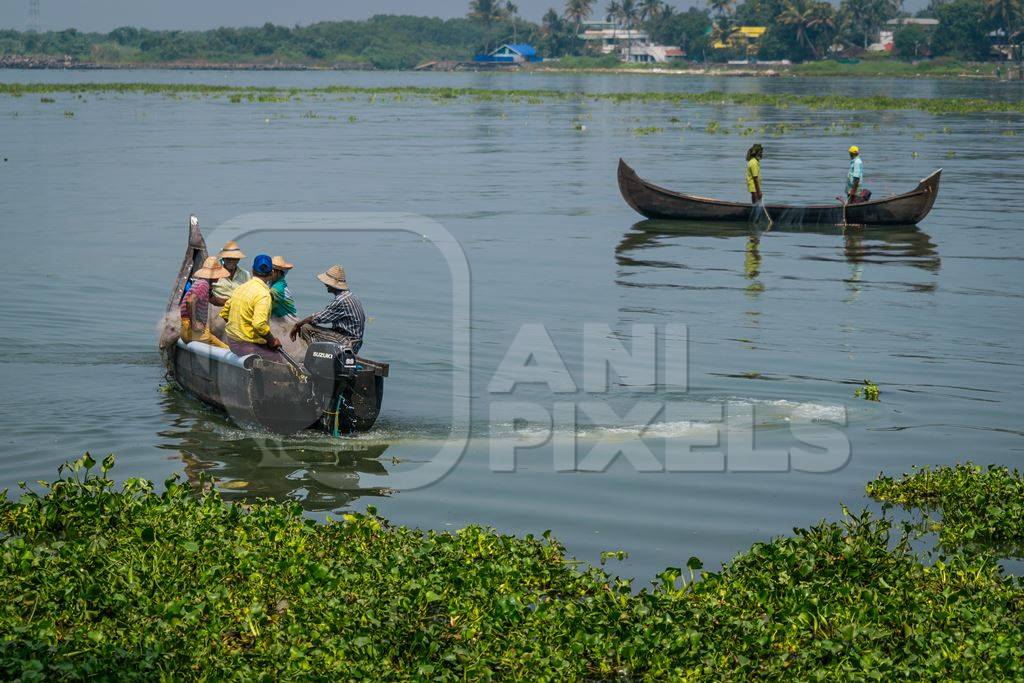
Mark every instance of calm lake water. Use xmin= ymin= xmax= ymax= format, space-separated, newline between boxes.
xmin=1 ymin=69 xmax=1022 ymax=580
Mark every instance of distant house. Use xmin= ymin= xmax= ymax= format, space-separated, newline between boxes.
xmin=579 ymin=21 xmax=686 ymax=63
xmin=871 ymin=17 xmax=939 ymax=52
xmin=626 ymin=44 xmax=686 ymax=63
xmin=714 ymin=26 xmax=767 ymax=52
xmin=580 ymin=20 xmax=651 ymax=56
xmin=474 ymin=44 xmax=542 ymax=63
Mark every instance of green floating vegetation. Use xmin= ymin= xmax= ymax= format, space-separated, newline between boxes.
xmin=867 ymin=463 xmax=1024 ymax=555
xmin=854 ymin=379 xmax=880 ymax=401
xmin=1 ymin=82 xmax=1023 ymax=116
xmin=632 ymin=126 xmax=663 ymax=136
xmin=2 ymin=457 xmax=1024 ymax=679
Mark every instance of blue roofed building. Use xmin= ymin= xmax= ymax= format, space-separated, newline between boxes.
xmin=474 ymin=44 xmax=542 ymax=63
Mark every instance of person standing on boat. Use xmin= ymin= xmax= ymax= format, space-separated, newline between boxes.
xmin=180 ymin=256 xmax=230 ymax=349
xmin=289 ymin=265 xmax=365 ymax=354
xmin=210 ymin=241 xmax=251 ymax=305
xmin=746 ymin=144 xmax=764 ymax=204
xmin=219 ymin=254 xmax=286 ymax=362
xmin=846 ymin=146 xmax=871 ymax=204
xmin=269 ymin=256 xmax=298 ymax=320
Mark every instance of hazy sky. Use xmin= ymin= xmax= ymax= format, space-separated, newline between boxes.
xmin=1 ymin=0 xmax=665 ymax=32
xmin=2 ymin=0 xmax=923 ymax=32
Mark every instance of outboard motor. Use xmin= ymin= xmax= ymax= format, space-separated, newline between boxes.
xmin=305 ymin=342 xmax=353 ymax=404
xmin=303 ymin=341 xmax=380 ymax=435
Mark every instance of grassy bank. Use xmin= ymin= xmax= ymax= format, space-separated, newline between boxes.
xmin=539 ymin=55 xmax=1001 ymax=79
xmin=3 ymin=81 xmax=1023 ymax=116
xmin=1 ymin=457 xmax=1022 ymax=679
xmin=790 ymin=56 xmax=997 ymax=79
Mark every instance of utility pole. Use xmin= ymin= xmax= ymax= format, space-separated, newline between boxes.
xmin=27 ymin=0 xmax=40 ymax=33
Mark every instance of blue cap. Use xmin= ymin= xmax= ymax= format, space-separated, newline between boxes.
xmin=253 ymin=254 xmax=273 ymax=275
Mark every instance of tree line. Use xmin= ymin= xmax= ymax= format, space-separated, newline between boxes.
xmin=0 ymin=0 xmax=1018 ymax=69
xmin=526 ymin=0 xmax=1020 ymax=61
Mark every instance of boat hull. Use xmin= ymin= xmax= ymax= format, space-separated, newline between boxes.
xmin=617 ymin=159 xmax=940 ymax=226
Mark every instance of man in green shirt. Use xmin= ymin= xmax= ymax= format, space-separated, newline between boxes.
xmin=270 ymin=255 xmax=297 ymax=319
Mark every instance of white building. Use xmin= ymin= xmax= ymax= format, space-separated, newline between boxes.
xmin=626 ymin=44 xmax=686 ymax=63
xmin=578 ymin=20 xmax=685 ymax=63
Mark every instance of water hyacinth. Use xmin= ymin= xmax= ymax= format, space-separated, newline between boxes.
xmin=4 ymin=82 xmax=1024 ymax=116
xmin=0 ymin=458 xmax=1023 ymax=679
xmin=867 ymin=463 xmax=1024 ymax=555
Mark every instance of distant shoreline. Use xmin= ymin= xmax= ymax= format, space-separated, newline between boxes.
xmin=0 ymin=55 xmax=1006 ymax=80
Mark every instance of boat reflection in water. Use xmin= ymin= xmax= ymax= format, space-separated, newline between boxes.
xmin=157 ymin=392 xmax=391 ymax=512
xmin=617 ymin=220 xmax=941 ymax=275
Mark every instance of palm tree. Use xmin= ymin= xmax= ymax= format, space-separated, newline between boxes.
xmin=837 ymin=0 xmax=894 ymax=48
xmin=639 ymin=0 xmax=666 ymax=22
xmin=606 ymin=0 xmax=623 ymax=22
xmin=564 ymin=0 xmax=596 ymax=54
xmin=708 ymin=0 xmax=735 ymax=19
xmin=541 ymin=7 xmax=569 ymax=54
xmin=506 ymin=1 xmax=520 ymax=42
xmin=620 ymin=0 xmax=641 ymax=26
xmin=469 ymin=0 xmax=508 ymax=28
xmin=779 ymin=0 xmax=835 ymax=58
xmin=986 ymin=0 xmax=1024 ymax=45
xmin=616 ymin=0 xmax=641 ymax=60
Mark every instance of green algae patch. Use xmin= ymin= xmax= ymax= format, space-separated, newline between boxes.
xmin=868 ymin=463 xmax=1024 ymax=555
xmin=2 ymin=81 xmax=1023 ymax=116
xmin=1 ymin=457 xmax=1023 ymax=680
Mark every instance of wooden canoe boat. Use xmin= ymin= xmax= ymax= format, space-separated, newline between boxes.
xmin=618 ymin=159 xmax=940 ymax=225
xmin=159 ymin=216 xmax=388 ymax=436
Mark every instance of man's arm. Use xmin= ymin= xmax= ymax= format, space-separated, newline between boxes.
xmin=185 ymin=294 xmax=202 ymax=330
xmin=219 ymin=296 xmax=232 ymax=321
xmin=754 ymin=175 xmax=762 ymax=200
xmin=290 ymin=314 xmax=316 ymax=341
xmin=253 ymin=293 xmax=281 ymax=348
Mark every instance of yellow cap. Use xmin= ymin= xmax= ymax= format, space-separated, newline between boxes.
xmin=848 ymin=145 xmax=859 ymax=154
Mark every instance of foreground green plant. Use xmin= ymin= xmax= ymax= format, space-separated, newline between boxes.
xmin=868 ymin=463 xmax=1024 ymax=556
xmin=1 ymin=457 xmax=1023 ymax=680
xmin=2 ymin=82 xmax=1023 ymax=116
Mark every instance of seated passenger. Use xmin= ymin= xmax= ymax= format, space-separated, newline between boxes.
xmin=180 ymin=256 xmax=230 ymax=349
xmin=289 ymin=265 xmax=365 ymax=354
xmin=270 ymin=255 xmax=297 ymax=320
xmin=210 ymin=241 xmax=251 ymax=305
xmin=219 ymin=254 xmax=287 ymax=362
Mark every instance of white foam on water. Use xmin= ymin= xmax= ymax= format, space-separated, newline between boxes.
xmin=710 ymin=397 xmax=848 ymax=424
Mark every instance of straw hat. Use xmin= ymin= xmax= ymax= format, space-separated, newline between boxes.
xmin=271 ymin=255 xmax=294 ymax=271
xmin=317 ymin=264 xmax=349 ymax=290
xmin=218 ymin=241 xmax=246 ymax=259
xmin=193 ymin=256 xmax=230 ymax=280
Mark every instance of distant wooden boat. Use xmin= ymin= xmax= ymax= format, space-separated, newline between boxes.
xmin=160 ymin=216 xmax=388 ymax=436
xmin=617 ymin=159 xmax=940 ymax=225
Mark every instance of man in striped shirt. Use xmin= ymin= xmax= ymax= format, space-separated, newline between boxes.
xmin=290 ymin=264 xmax=365 ymax=353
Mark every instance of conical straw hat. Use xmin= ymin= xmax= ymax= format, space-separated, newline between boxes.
xmin=193 ymin=256 xmax=230 ymax=280
xmin=272 ymin=255 xmax=294 ymax=271
xmin=317 ymin=264 xmax=349 ymax=290
xmin=218 ymin=241 xmax=246 ymax=259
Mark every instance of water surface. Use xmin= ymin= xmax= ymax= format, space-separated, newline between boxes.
xmin=1 ymin=69 xmax=1021 ymax=579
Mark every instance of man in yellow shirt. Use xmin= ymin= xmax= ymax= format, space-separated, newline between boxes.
xmin=746 ymin=144 xmax=763 ymax=204
xmin=219 ymin=254 xmax=286 ymax=362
